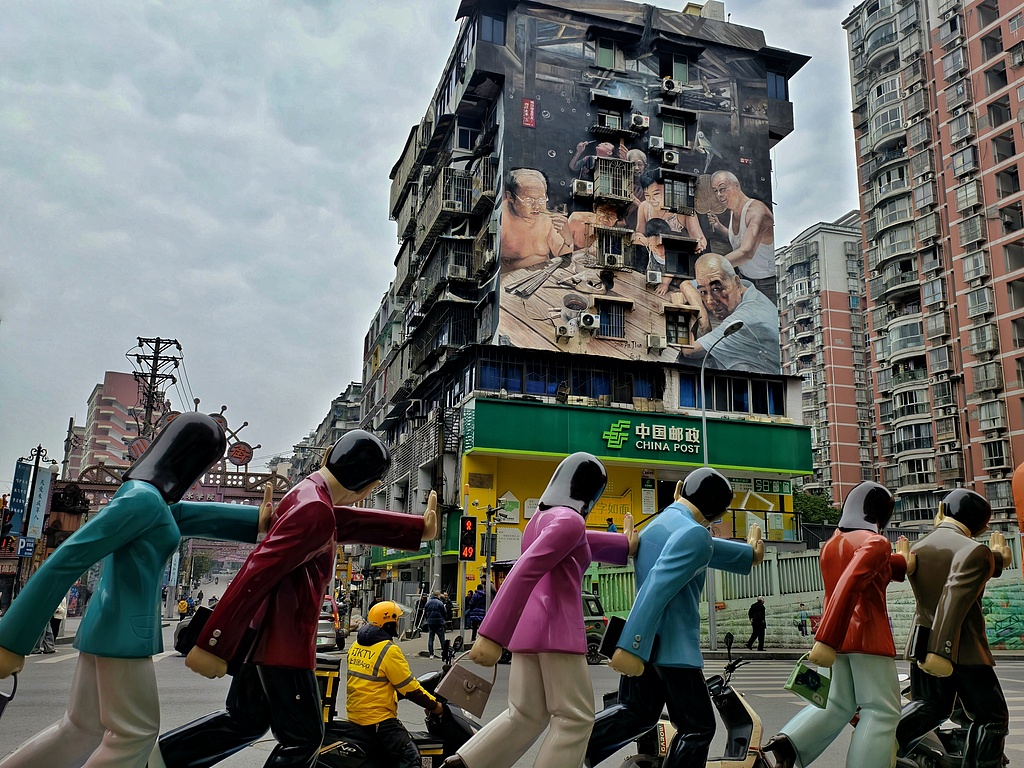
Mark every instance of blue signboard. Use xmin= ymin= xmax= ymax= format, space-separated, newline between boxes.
xmin=7 ymin=462 xmax=32 ymax=542
xmin=16 ymin=536 xmax=35 ymax=558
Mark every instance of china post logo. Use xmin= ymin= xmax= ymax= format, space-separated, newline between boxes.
xmin=602 ymin=419 xmax=632 ymax=450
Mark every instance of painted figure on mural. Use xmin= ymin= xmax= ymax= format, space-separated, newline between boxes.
xmin=441 ymin=452 xmax=636 ymax=768
xmin=764 ymin=481 xmax=907 ymax=768
xmin=586 ymin=468 xmax=765 ymax=768
xmin=895 ymin=489 xmax=1010 ymax=768
xmin=705 ymin=170 xmax=777 ymax=304
xmin=0 ymin=413 xmax=271 ymax=768
xmin=678 ymin=252 xmax=781 ymax=374
xmin=499 ymin=168 xmax=572 ymax=272
xmin=567 ymin=201 xmax=624 ymax=252
xmin=153 ymin=429 xmax=438 ymax=768
xmin=633 ymin=173 xmax=707 ymax=254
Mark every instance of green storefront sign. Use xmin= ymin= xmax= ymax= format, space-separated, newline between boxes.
xmin=465 ymin=398 xmax=812 ymax=475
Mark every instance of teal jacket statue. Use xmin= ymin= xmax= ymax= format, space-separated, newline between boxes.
xmin=0 ymin=413 xmax=265 ymax=768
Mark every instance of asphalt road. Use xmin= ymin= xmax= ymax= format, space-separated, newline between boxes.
xmin=5 ymin=631 xmax=1024 ymax=767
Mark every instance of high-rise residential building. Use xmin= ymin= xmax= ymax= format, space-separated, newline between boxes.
xmin=287 ymin=383 xmax=364 ymax=485
xmin=844 ymin=0 xmax=1023 ymax=530
xmin=80 ymin=371 xmax=143 ymax=472
xmin=362 ymin=0 xmax=811 ymax=593
xmin=777 ymin=211 xmax=872 ymax=503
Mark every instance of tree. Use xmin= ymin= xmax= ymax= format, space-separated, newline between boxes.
xmin=793 ymin=491 xmax=840 ymax=525
xmin=191 ymin=554 xmax=214 ymax=581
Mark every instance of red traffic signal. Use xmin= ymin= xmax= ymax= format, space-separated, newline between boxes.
xmin=459 ymin=515 xmax=477 ymax=562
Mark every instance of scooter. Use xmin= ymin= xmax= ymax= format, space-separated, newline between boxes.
xmin=608 ymin=633 xmax=770 ymax=768
xmin=894 ymin=675 xmax=1009 ymax=768
xmin=316 ymin=643 xmax=479 ymax=768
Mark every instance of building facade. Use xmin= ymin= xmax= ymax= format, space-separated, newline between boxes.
xmin=777 ymin=211 xmax=873 ymax=503
xmin=80 ymin=371 xmax=144 ymax=472
xmin=361 ymin=0 xmax=812 ymax=598
xmin=844 ymin=0 xmax=1024 ymax=529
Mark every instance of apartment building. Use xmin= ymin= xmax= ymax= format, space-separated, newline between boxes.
xmin=777 ymin=211 xmax=873 ymax=503
xmin=362 ymin=0 xmax=812 ymax=591
xmin=844 ymin=0 xmax=1024 ymax=529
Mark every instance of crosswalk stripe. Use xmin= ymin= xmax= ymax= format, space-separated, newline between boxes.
xmin=37 ymin=652 xmax=78 ymax=664
xmin=154 ymin=651 xmax=178 ymax=660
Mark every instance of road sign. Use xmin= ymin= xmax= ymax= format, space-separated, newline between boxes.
xmin=16 ymin=537 xmax=35 ymax=558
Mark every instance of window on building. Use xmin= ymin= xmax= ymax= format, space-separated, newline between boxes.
xmin=850 ymin=294 xmax=860 ymax=308
xmin=596 ymin=300 xmax=626 ymax=338
xmin=665 ymin=310 xmax=691 ymax=345
xmin=662 ymin=115 xmax=690 ymax=147
xmin=480 ymin=13 xmax=505 ymax=45
xmin=678 ymin=372 xmax=701 ymax=408
xmin=1010 ymin=13 xmax=1023 ymax=33
xmin=751 ymin=379 xmax=785 ymax=415
xmin=456 ymin=117 xmax=483 ymax=151
xmin=660 ymin=53 xmax=690 ymax=83
xmin=922 ymin=278 xmax=945 ymax=307
xmin=662 ymin=178 xmax=695 ymax=212
xmin=479 ymin=360 xmax=523 ymax=392
xmin=597 ymin=109 xmax=622 ymax=130
xmin=767 ymin=70 xmax=788 ymax=100
xmin=596 ymin=38 xmax=620 ymax=69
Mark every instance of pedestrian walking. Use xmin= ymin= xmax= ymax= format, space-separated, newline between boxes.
xmin=423 ymin=592 xmax=447 ymax=658
xmin=468 ymin=584 xmax=487 ymax=641
xmin=746 ymin=597 xmax=766 ymax=651
xmin=797 ymin=603 xmax=809 ymax=637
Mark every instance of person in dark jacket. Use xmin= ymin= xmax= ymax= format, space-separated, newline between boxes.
xmin=423 ymin=593 xmax=447 ymax=658
xmin=467 ymin=585 xmax=487 ymax=641
xmin=746 ymin=597 xmax=766 ymax=651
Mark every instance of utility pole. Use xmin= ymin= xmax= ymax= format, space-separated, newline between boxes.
xmin=131 ymin=337 xmax=183 ymax=438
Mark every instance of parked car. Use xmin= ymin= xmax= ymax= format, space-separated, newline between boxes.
xmin=317 ymin=595 xmax=343 ymax=651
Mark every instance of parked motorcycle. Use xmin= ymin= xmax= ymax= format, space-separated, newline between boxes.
xmin=316 ymin=653 xmax=479 ymax=768
xmin=604 ymin=633 xmax=770 ymax=768
xmin=894 ymin=674 xmax=1009 ymax=768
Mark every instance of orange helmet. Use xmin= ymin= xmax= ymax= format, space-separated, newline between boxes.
xmin=367 ymin=601 xmax=403 ymax=628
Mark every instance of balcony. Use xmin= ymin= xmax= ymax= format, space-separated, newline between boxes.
xmin=892 ymin=366 xmax=928 ymax=387
xmin=394 ymin=185 xmax=419 ymax=242
xmin=894 ymin=436 xmax=933 ymax=454
xmin=882 ymin=269 xmax=919 ymax=298
xmin=975 ymin=368 xmax=1003 ymax=392
xmin=394 ymin=239 xmax=419 ymax=298
xmin=937 ymin=452 xmax=965 ymax=484
xmin=470 ymin=158 xmax=498 ymax=215
xmin=416 ymin=167 xmax=473 ymax=252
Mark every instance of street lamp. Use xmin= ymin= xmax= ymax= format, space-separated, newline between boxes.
xmin=698 ymin=319 xmax=743 ymax=650
xmin=700 ymin=320 xmax=744 ymax=467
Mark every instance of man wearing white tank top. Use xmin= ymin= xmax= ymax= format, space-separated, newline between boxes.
xmin=706 ymin=171 xmax=777 ymax=304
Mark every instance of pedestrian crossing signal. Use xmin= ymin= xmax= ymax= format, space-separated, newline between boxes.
xmin=459 ymin=516 xmax=477 ymax=562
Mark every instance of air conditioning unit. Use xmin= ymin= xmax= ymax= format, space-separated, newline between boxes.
xmin=646 ymin=270 xmax=663 ymax=285
xmin=597 ymin=251 xmax=624 ymax=268
xmin=648 ymin=136 xmax=665 ymax=152
xmin=442 ymin=199 xmax=463 ymax=212
xmin=571 ymin=179 xmax=594 ymax=197
xmin=579 ymin=312 xmax=600 ymax=331
xmin=646 ymin=333 xmax=666 ymax=351
xmin=922 ymin=171 xmax=935 ymax=181
xmin=448 ymin=264 xmax=468 ymax=279
xmin=662 ymin=150 xmax=679 ymax=166
xmin=949 ymin=440 xmax=961 ymax=450
xmin=631 ymin=113 xmax=650 ymax=131
xmin=1012 ymin=48 xmax=1024 ymax=67
xmin=555 ymin=323 xmax=578 ymax=340
xmin=662 ymin=78 xmax=684 ymax=95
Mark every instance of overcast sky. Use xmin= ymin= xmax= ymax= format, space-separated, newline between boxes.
xmin=0 ymin=1 xmax=857 ymax=493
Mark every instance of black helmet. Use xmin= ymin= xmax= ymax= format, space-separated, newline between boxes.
xmin=837 ymin=482 xmax=894 ymax=532
xmin=122 ymin=413 xmax=226 ymax=503
xmin=538 ymin=452 xmax=608 ymax=518
xmin=678 ymin=468 xmax=733 ymax=521
xmin=323 ymin=430 xmax=390 ymax=492
xmin=939 ymin=489 xmax=991 ymax=537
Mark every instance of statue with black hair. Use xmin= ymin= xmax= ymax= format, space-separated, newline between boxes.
xmin=154 ymin=429 xmax=438 ymax=768
xmin=586 ymin=467 xmax=764 ymax=768
xmin=765 ymin=481 xmax=908 ymax=768
xmin=442 ymin=453 xmax=635 ymax=768
xmin=895 ymin=489 xmax=1010 ymax=768
xmin=0 ymin=413 xmax=272 ymax=768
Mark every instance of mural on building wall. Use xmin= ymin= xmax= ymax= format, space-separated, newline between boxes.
xmin=494 ymin=9 xmax=781 ymax=377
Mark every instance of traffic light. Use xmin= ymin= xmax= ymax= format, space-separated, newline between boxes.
xmin=459 ymin=515 xmax=477 ymax=562
xmin=1 ymin=495 xmax=14 ymax=548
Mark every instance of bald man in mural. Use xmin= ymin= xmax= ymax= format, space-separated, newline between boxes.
xmin=499 ymin=169 xmax=573 ymax=272
xmin=706 ymin=171 xmax=777 ymax=304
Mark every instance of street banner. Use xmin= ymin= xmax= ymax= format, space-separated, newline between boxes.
xmin=26 ymin=467 xmax=53 ymax=539
xmin=6 ymin=462 xmax=32 ymax=543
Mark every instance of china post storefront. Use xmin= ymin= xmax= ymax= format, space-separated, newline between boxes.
xmin=460 ymin=396 xmax=812 ymax=567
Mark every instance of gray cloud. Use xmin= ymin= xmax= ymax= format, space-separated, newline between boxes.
xmin=0 ymin=1 xmax=856 ymax=488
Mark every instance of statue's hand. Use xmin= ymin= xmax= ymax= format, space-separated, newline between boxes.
xmin=422 ymin=491 xmax=439 ymax=540
xmin=747 ymin=523 xmax=764 ymax=566
xmin=624 ymin=513 xmax=638 ymax=557
xmin=896 ymin=536 xmax=916 ymax=575
xmin=609 ymin=649 xmax=645 ymax=677
xmin=919 ymin=653 xmax=953 ymax=678
xmin=0 ymin=647 xmax=25 ymax=678
xmin=185 ymin=647 xmax=228 ymax=679
xmin=807 ymin=642 xmax=836 ymax=668
xmin=468 ymin=636 xmax=502 ymax=667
